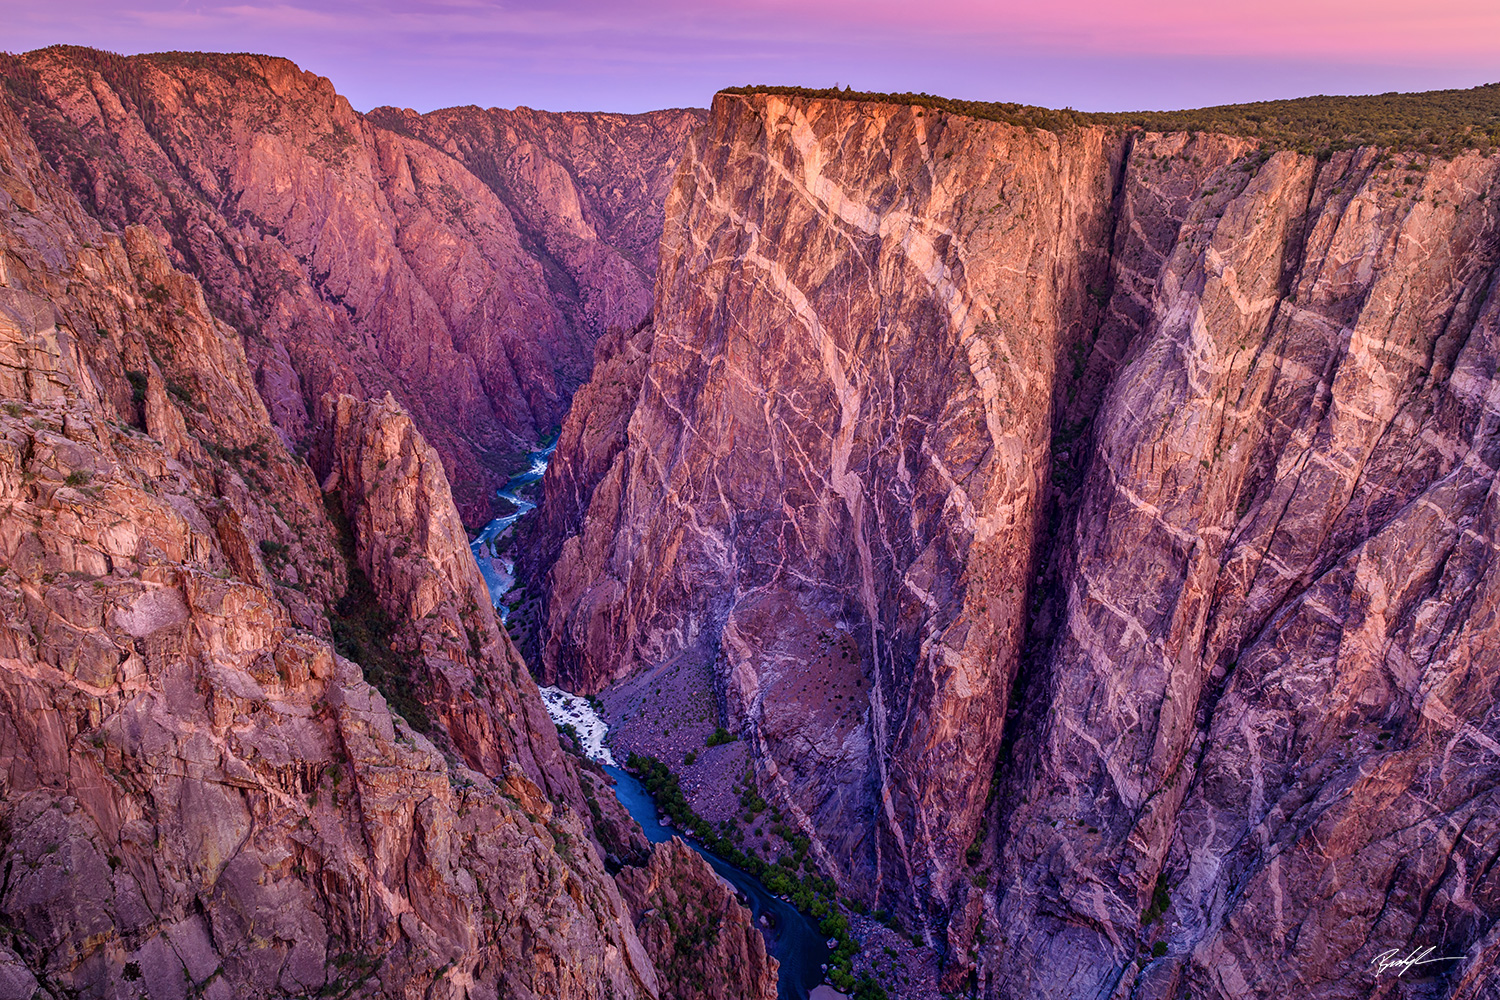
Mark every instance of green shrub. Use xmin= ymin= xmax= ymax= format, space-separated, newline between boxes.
xmin=720 ymin=81 xmax=1500 ymax=157
xmin=324 ymin=497 xmax=430 ymax=732
xmin=1142 ymin=871 xmax=1171 ymax=925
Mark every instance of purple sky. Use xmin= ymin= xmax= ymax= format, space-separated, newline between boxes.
xmin=3 ymin=0 xmax=1498 ymax=114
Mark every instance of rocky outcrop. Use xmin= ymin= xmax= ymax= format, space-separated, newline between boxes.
xmin=538 ymin=91 xmax=1500 ymax=998
xmin=0 ymin=48 xmax=699 ymax=522
xmin=616 ymin=838 xmax=778 ymax=1000
xmin=319 ymin=389 xmax=648 ymax=866
xmin=0 ymin=82 xmax=672 ymax=1000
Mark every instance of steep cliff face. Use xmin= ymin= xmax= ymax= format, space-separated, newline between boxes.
xmin=318 ymin=390 xmax=649 ymax=866
xmin=978 ymin=134 xmax=1500 ymax=1000
xmin=539 ymin=92 xmax=1500 ymax=997
xmin=0 ymin=48 xmax=698 ymax=522
xmin=368 ymin=103 xmax=705 ymax=343
xmin=0 ymin=87 xmax=674 ymax=1000
xmin=540 ymin=89 xmax=1127 ymax=906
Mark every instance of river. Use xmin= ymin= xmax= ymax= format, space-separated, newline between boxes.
xmin=469 ymin=451 xmax=832 ymax=999
xmin=469 ymin=443 xmax=554 ymax=619
xmin=536 ymin=688 xmax=834 ymax=999
xmin=602 ymin=761 xmax=832 ymax=1000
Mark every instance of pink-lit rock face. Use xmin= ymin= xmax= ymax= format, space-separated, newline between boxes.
xmin=0 ymin=76 xmax=773 ymax=999
xmin=538 ymin=90 xmax=1129 ymax=910
xmin=2 ymin=48 xmax=700 ymax=524
xmin=616 ymin=837 xmax=779 ymax=1000
xmin=0 ymin=88 xmax=673 ymax=998
xmin=368 ymin=103 xmax=706 ymax=343
xmin=538 ymin=91 xmax=1500 ymax=997
xmin=4 ymin=37 xmax=1499 ymax=997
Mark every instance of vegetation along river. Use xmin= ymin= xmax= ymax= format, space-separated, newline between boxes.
xmin=470 ymin=451 xmax=831 ymax=1000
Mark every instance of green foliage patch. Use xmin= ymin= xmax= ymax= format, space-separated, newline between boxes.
xmin=721 ymin=82 xmax=1500 ymax=158
xmin=124 ymin=370 xmax=148 ymax=404
xmin=1142 ymin=870 xmax=1172 ymax=926
xmin=324 ymin=497 xmax=430 ymax=732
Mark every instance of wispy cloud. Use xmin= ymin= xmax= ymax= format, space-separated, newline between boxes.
xmin=3 ymin=0 xmax=1496 ymax=113
xmin=126 ymin=3 xmax=341 ymax=30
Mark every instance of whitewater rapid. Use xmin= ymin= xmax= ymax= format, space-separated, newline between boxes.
xmin=537 ymin=687 xmax=617 ymax=766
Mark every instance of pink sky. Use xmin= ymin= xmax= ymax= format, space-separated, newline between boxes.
xmin=760 ymin=0 xmax=1500 ymax=58
xmin=2 ymin=0 xmax=1497 ymax=113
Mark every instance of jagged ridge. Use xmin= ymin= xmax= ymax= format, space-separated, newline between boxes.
xmin=0 ymin=46 xmax=700 ymax=523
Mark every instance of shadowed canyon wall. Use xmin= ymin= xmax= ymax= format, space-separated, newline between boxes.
xmin=368 ymin=103 xmax=703 ymax=344
xmin=0 ymin=47 xmax=701 ymax=522
xmin=537 ymin=92 xmax=1500 ymax=998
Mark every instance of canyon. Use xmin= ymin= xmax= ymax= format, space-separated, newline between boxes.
xmin=0 ymin=42 xmax=1497 ymax=1000
xmin=0 ymin=46 xmax=701 ymax=524
xmin=0 ymin=48 xmax=765 ymax=1000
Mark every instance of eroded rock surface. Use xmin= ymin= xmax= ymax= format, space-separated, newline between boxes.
xmin=319 ymin=389 xmax=649 ymax=867
xmin=541 ymin=89 xmax=1126 ymax=911
xmin=539 ymin=92 xmax=1500 ymax=998
xmin=0 ymin=47 xmax=699 ymax=522
xmin=0 ymin=84 xmax=676 ymax=1000
xmin=368 ymin=103 xmax=705 ymax=345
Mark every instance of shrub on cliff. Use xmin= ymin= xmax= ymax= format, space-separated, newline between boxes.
xmin=324 ymin=498 xmax=431 ymax=732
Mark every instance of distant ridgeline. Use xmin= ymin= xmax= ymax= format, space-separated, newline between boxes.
xmin=720 ymin=82 xmax=1500 ymax=158
xmin=0 ymin=45 xmax=268 ymax=106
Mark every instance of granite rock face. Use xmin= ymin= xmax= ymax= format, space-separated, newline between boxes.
xmin=539 ymin=92 xmax=1500 ymax=997
xmin=617 ymin=837 xmax=779 ymax=1000
xmin=318 ymin=389 xmax=649 ymax=867
xmin=0 ymin=85 xmax=677 ymax=1000
xmin=540 ymin=89 xmax=1126 ymax=909
xmin=368 ymin=103 xmax=705 ymax=346
xmin=976 ymin=133 xmax=1500 ymax=1000
xmin=0 ymin=48 xmax=699 ymax=522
